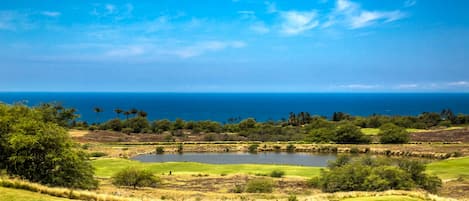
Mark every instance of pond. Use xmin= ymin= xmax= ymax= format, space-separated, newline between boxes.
xmin=132 ymin=152 xmax=337 ymax=167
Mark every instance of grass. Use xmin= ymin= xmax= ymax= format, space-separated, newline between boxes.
xmin=426 ymin=157 xmax=469 ymax=179
xmin=340 ymin=195 xmax=423 ymax=201
xmin=360 ymin=127 xmax=464 ymax=135
xmin=92 ymin=158 xmax=322 ymax=178
xmin=0 ymin=187 xmax=72 ymax=201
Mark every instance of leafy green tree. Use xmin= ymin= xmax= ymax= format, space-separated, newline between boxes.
xmin=335 ymin=123 xmax=370 ymax=144
xmin=239 ymin=118 xmax=257 ymax=130
xmin=124 ymin=117 xmax=149 ymax=133
xmin=307 ymin=128 xmax=336 ymax=143
xmin=0 ymin=103 xmax=97 ymax=189
xmin=152 ymin=119 xmax=172 ymax=133
xmin=379 ymin=123 xmax=410 ymax=144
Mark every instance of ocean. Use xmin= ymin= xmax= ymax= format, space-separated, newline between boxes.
xmin=0 ymin=92 xmax=468 ymax=123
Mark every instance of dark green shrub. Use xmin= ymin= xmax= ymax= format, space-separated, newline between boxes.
xmin=177 ymin=143 xmax=184 ymax=154
xmin=111 ymin=167 xmax=159 ymax=189
xmin=156 ymin=146 xmax=165 ymax=154
xmin=248 ymin=144 xmax=259 ymax=153
xmin=90 ymin=152 xmax=107 ymax=157
xmin=286 ymin=144 xmax=296 ymax=153
xmin=270 ymin=170 xmax=285 ymax=178
xmin=273 ymin=145 xmax=281 ymax=152
xmin=245 ymin=178 xmax=273 ymax=193
xmin=349 ymin=147 xmax=360 ymax=154
xmin=122 ymin=127 xmax=133 ymax=134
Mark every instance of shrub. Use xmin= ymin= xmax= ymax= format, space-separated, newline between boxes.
xmin=89 ymin=152 xmax=107 ymax=157
xmin=177 ymin=143 xmax=184 ymax=154
xmin=248 ymin=144 xmax=259 ymax=153
xmin=335 ymin=123 xmax=370 ymax=144
xmin=122 ymin=127 xmax=133 ymax=134
xmin=231 ymin=184 xmax=245 ymax=193
xmin=349 ymin=147 xmax=360 ymax=154
xmin=270 ymin=170 xmax=285 ymax=178
xmin=273 ymin=145 xmax=281 ymax=152
xmin=111 ymin=167 xmax=159 ymax=189
xmin=288 ymin=194 xmax=298 ymax=201
xmin=245 ymin=178 xmax=273 ymax=193
xmin=379 ymin=123 xmax=410 ymax=144
xmin=156 ymin=146 xmax=165 ymax=154
xmin=286 ymin=144 xmax=296 ymax=153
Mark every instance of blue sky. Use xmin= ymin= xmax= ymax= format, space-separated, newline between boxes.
xmin=1 ymin=0 xmax=468 ymax=92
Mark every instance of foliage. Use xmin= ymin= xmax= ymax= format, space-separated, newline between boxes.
xmin=269 ymin=170 xmax=285 ymax=178
xmin=245 ymin=178 xmax=273 ymax=193
xmin=334 ymin=123 xmax=370 ymax=144
xmin=111 ymin=167 xmax=159 ymax=189
xmin=315 ymin=156 xmax=441 ymax=193
xmin=248 ymin=144 xmax=259 ymax=153
xmin=379 ymin=123 xmax=410 ymax=144
xmin=0 ymin=103 xmax=97 ymax=189
xmin=156 ymin=146 xmax=164 ymax=154
xmin=286 ymin=144 xmax=296 ymax=152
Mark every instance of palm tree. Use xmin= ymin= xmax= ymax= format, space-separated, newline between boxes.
xmin=124 ymin=111 xmax=131 ymax=120
xmin=130 ymin=108 xmax=138 ymax=117
xmin=114 ymin=108 xmax=123 ymax=118
xmin=137 ymin=110 xmax=148 ymax=118
xmin=93 ymin=107 xmax=103 ymax=123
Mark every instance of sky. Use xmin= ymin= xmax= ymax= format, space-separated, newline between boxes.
xmin=0 ymin=0 xmax=468 ymax=92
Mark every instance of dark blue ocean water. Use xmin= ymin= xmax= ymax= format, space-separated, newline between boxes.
xmin=0 ymin=93 xmax=468 ymax=123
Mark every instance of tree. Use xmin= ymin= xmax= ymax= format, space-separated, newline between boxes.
xmin=239 ymin=118 xmax=257 ymax=130
xmin=137 ymin=110 xmax=148 ymax=118
xmin=1 ymin=103 xmax=98 ymax=189
xmin=124 ymin=111 xmax=131 ymax=120
xmin=114 ymin=108 xmax=123 ymax=118
xmin=130 ymin=108 xmax=138 ymax=117
xmin=93 ymin=107 xmax=103 ymax=123
xmin=112 ymin=167 xmax=159 ymax=189
xmin=379 ymin=123 xmax=410 ymax=144
xmin=335 ymin=123 xmax=370 ymax=144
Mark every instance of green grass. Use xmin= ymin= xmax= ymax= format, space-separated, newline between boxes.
xmin=340 ymin=195 xmax=423 ymax=201
xmin=0 ymin=187 xmax=72 ymax=201
xmin=91 ymin=158 xmax=322 ymax=178
xmin=361 ymin=128 xmax=380 ymax=135
xmin=361 ymin=127 xmax=464 ymax=135
xmin=427 ymin=157 xmax=469 ymax=179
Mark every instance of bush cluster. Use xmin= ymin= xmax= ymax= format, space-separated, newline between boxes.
xmin=314 ymin=156 xmax=442 ymax=193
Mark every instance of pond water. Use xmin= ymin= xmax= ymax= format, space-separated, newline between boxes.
xmin=132 ymin=152 xmax=337 ymax=167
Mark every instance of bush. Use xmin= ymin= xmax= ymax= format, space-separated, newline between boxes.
xmin=335 ymin=123 xmax=370 ymax=144
xmin=156 ymin=146 xmax=165 ymax=154
xmin=288 ymin=194 xmax=298 ymax=201
xmin=245 ymin=178 xmax=273 ymax=193
xmin=89 ymin=152 xmax=107 ymax=157
xmin=122 ymin=127 xmax=133 ymax=134
xmin=379 ymin=123 xmax=410 ymax=144
xmin=286 ymin=144 xmax=296 ymax=153
xmin=248 ymin=144 xmax=259 ymax=153
xmin=112 ymin=167 xmax=159 ymax=189
xmin=270 ymin=170 xmax=285 ymax=178
xmin=316 ymin=156 xmax=441 ymax=193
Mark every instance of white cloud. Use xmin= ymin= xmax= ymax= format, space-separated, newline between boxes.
xmin=280 ymin=10 xmax=319 ymax=35
xmin=327 ymin=0 xmax=406 ymax=29
xmin=350 ymin=11 xmax=405 ymax=29
xmin=173 ymin=41 xmax=246 ymax=58
xmin=250 ymin=22 xmax=270 ymax=34
xmin=396 ymin=84 xmax=419 ymax=89
xmin=404 ymin=0 xmax=417 ymax=8
xmin=0 ymin=11 xmax=34 ymax=31
xmin=448 ymin=81 xmax=469 ymax=87
xmin=41 ymin=11 xmax=61 ymax=17
xmin=106 ymin=46 xmax=145 ymax=57
xmin=338 ymin=84 xmax=380 ymax=89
